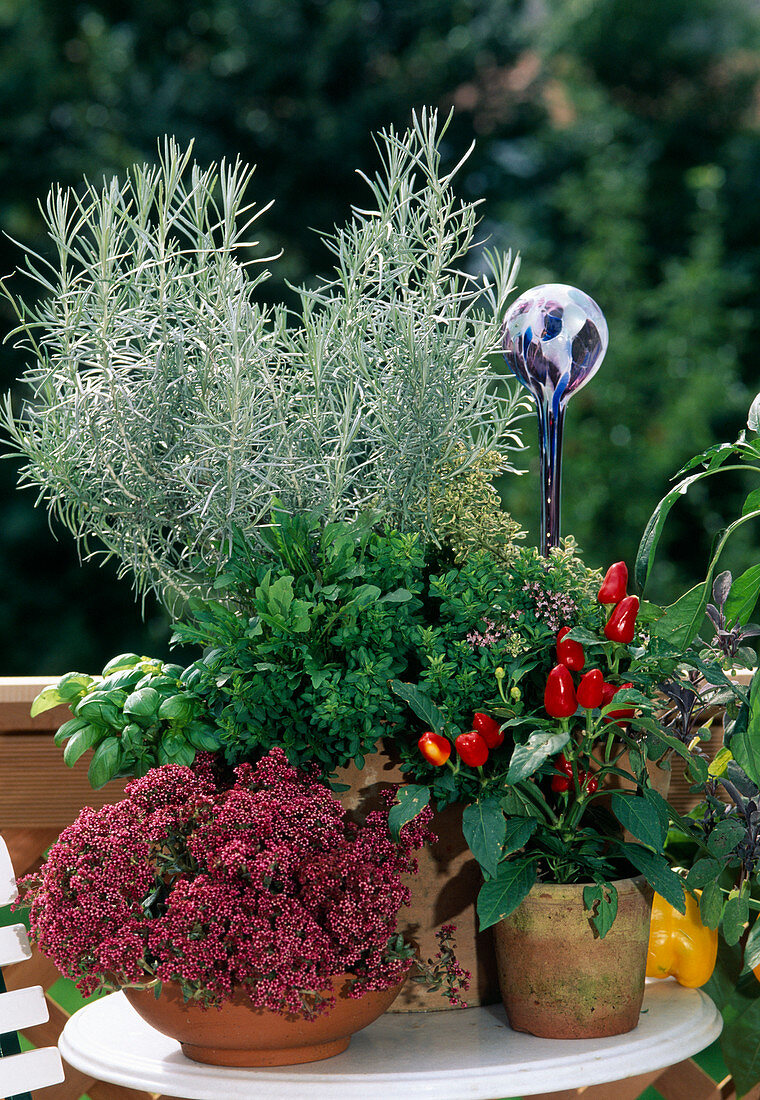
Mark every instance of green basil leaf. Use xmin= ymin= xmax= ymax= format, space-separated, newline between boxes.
xmin=53 ymin=716 xmax=88 ymax=746
xmin=87 ymin=736 xmax=121 ymax=788
xmin=124 ymin=687 xmax=161 ymax=719
xmin=62 ymin=724 xmax=100 ymax=767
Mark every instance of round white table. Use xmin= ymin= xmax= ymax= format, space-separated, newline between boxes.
xmin=59 ymin=982 xmax=722 ymax=1100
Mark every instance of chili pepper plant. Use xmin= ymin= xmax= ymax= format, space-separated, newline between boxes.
xmin=15 ymin=747 xmax=468 ymax=1013
xmin=636 ymin=391 xmax=760 ymax=1096
xmin=391 ymin=558 xmax=727 ymax=938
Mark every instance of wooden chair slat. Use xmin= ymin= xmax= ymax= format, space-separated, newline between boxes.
xmin=0 ymin=985 xmax=49 ymax=1031
xmin=0 ymin=1045 xmax=65 ymax=1093
xmin=0 ymin=923 xmax=32 ymax=966
xmin=0 ymin=835 xmax=18 ymax=904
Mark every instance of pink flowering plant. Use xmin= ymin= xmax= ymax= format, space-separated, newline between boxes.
xmin=17 ymin=748 xmax=466 ymax=1015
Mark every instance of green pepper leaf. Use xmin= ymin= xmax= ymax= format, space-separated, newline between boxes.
xmin=622 ymin=844 xmax=685 ymax=912
xmin=388 ymin=785 xmax=430 ymax=842
xmin=583 ymin=882 xmax=619 ymax=940
xmin=389 ymin=681 xmax=445 ymax=736
xmin=610 ymin=793 xmax=666 ymax=851
xmin=507 ymin=729 xmax=570 ymax=784
xmin=462 ymin=799 xmax=506 ymax=879
xmin=476 ymin=859 xmax=536 ymax=931
xmin=503 ymin=816 xmax=538 ymax=856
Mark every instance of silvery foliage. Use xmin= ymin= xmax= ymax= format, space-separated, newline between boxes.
xmin=2 ymin=110 xmax=528 ymax=609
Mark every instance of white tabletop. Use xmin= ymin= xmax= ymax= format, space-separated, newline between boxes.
xmin=59 ymin=982 xmax=721 ymax=1100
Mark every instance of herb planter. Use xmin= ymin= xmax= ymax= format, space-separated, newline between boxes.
xmin=337 ymin=745 xmax=500 ymax=1012
xmin=494 ymin=875 xmax=653 ymax=1039
xmin=124 ymin=974 xmax=404 ymax=1067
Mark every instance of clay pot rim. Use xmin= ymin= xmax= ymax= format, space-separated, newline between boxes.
xmin=524 ymin=873 xmax=649 ymax=903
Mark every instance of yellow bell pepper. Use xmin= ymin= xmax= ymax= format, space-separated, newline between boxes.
xmin=646 ymin=891 xmax=718 ymax=989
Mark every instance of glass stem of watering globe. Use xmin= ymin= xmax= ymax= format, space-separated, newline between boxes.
xmin=537 ymin=399 xmax=565 ymax=556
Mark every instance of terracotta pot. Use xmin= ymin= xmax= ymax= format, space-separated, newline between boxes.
xmin=124 ymin=974 xmax=403 ymax=1067
xmin=494 ymin=875 xmax=653 ymax=1039
xmin=334 ymin=744 xmax=500 ymax=1012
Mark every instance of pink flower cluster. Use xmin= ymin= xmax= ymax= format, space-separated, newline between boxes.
xmin=522 ymin=580 xmax=578 ymax=633
xmin=17 ymin=749 xmax=434 ymax=1017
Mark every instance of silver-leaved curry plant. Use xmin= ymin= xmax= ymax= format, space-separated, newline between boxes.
xmin=1 ymin=109 xmax=528 ymax=610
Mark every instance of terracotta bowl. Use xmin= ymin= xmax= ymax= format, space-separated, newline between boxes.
xmin=124 ymin=973 xmax=405 ymax=1067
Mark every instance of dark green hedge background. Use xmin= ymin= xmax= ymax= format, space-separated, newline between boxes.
xmin=2 ymin=0 xmax=759 ymax=672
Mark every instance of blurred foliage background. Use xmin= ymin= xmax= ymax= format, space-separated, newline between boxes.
xmin=1 ymin=0 xmax=759 ymax=672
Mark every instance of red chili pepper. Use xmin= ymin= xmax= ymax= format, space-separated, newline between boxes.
xmin=544 ymin=664 xmax=577 ymax=719
xmin=472 ymin=712 xmax=504 ymax=749
xmin=417 ymin=731 xmax=451 ymax=766
xmin=551 ymin=773 xmax=571 ymax=792
xmin=603 ymin=682 xmax=635 ymax=725
xmin=600 ymin=681 xmax=618 ymax=707
xmin=455 ymin=731 xmax=489 ymax=767
xmin=556 ymin=753 xmax=573 ymax=777
xmin=604 ymin=595 xmax=640 ymax=644
xmin=585 ymin=775 xmax=599 ymax=794
xmin=556 ymin=627 xmax=585 ymax=672
xmin=577 ymin=668 xmax=604 ymax=709
xmin=598 ymin=562 xmax=628 ymax=604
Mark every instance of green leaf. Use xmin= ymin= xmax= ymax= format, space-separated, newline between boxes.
xmin=388 ymin=785 xmax=430 ymax=842
xmin=186 ymin=725 xmax=221 ymax=751
xmin=503 ymin=816 xmax=538 ymax=856
xmin=379 ymin=588 xmax=413 ymax=604
xmin=62 ymin=724 xmax=100 ymax=766
xmin=74 ymin=697 xmax=122 ymax=728
xmin=507 ymin=729 xmax=570 ymax=784
xmin=158 ymin=694 xmax=193 ymax=722
xmin=706 ymin=817 xmax=746 ymax=858
xmin=723 ymin=892 xmax=750 ymax=947
xmin=699 ymin=880 xmax=724 ymax=929
xmin=477 ymin=859 xmax=536 ymax=931
xmin=583 ymin=882 xmax=619 ymax=939
xmin=101 ymin=653 xmax=141 ymax=675
xmin=636 ymin=470 xmax=713 ymax=591
xmin=389 ymin=680 xmax=445 ymax=736
xmin=720 ymin=984 xmax=760 ymax=1099
xmin=686 ymin=857 xmax=722 ymax=889
xmin=725 ymin=564 xmax=760 ymax=627
xmin=649 ymin=585 xmax=709 ymax=649
xmin=55 ymin=672 xmax=97 ymax=703
xmin=749 ymin=392 xmax=760 ymax=433
xmin=743 ymin=917 xmax=760 ymax=974
xmin=623 ymin=844 xmax=685 ymax=912
xmin=709 ymin=747 xmax=733 ymax=778
xmin=30 ymin=685 xmax=65 ymax=717
xmin=462 ymin=799 xmax=506 ymax=879
xmin=124 ymin=687 xmax=161 ymax=719
xmin=87 ymin=737 xmax=121 ymax=788
xmin=610 ymin=793 xmax=666 ymax=851
xmin=53 ymin=716 xmax=88 ymax=747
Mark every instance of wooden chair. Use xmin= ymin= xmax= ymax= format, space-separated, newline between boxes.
xmin=0 ymin=835 xmax=65 ymax=1098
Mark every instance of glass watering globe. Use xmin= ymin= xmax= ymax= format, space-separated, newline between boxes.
xmin=502 ymin=284 xmax=608 ymax=556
